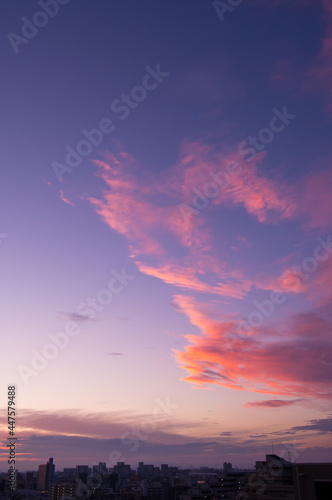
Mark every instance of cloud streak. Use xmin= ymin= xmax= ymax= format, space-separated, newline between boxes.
xmin=1 ymin=408 xmax=331 ymax=469
xmin=243 ymin=399 xmax=302 ymax=408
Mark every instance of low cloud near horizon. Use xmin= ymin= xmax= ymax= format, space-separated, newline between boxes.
xmin=1 ymin=409 xmax=331 ymax=470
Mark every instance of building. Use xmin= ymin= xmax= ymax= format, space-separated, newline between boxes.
xmin=293 ymin=462 xmax=332 ymax=500
xmin=76 ymin=465 xmax=90 ymax=484
xmin=241 ymin=455 xmax=332 ymax=500
xmin=63 ymin=468 xmax=77 ymax=479
xmin=92 ymin=462 xmax=107 ymax=475
xmin=76 ymin=465 xmax=89 ymax=474
xmin=37 ymin=457 xmax=55 ymax=491
xmin=113 ymin=461 xmax=132 ymax=478
xmin=26 ymin=471 xmax=36 ymax=489
xmin=223 ymin=462 xmax=233 ymax=474
xmin=138 ymin=462 xmax=156 ymax=479
xmin=220 ymin=470 xmax=245 ymax=498
xmin=49 ymin=481 xmax=75 ymax=499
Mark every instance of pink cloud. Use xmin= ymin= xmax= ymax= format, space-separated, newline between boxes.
xmin=164 ymin=141 xmax=296 ymax=224
xmin=59 ymin=190 xmax=75 ymax=206
xmin=217 ymin=158 xmax=296 ymax=223
xmin=86 ymin=141 xmax=332 ymax=404
xmin=86 ymin=138 xmax=332 ymax=328
xmin=173 ymin=296 xmax=332 ymax=399
xmin=137 ymin=262 xmax=252 ymax=299
xmin=88 ymin=140 xmax=301 ymax=300
xmin=0 ymin=407 xmax=183 ymax=441
xmin=264 ymin=269 xmax=308 ymax=295
xmin=257 ymin=247 xmax=332 ymax=322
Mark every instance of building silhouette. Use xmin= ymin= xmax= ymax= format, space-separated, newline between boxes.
xmin=37 ymin=457 xmax=55 ymax=491
xmin=241 ymin=454 xmax=332 ymax=499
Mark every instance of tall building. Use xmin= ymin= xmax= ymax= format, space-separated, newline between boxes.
xmin=37 ymin=457 xmax=55 ymax=491
xmin=223 ymin=462 xmax=233 ymax=474
xmin=76 ymin=465 xmax=89 ymax=484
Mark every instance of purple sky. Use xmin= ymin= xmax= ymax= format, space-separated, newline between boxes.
xmin=1 ymin=0 xmax=332 ymax=471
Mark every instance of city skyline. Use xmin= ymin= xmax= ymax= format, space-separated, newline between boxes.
xmin=2 ymin=454 xmax=331 ymax=500
xmin=1 ymin=0 xmax=332 ymax=472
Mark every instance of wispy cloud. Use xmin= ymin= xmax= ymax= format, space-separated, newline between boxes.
xmin=87 ymin=140 xmax=300 ymax=303
xmin=243 ymin=399 xmax=302 ymax=408
xmin=0 ymin=408 xmax=331 ymax=468
xmin=59 ymin=311 xmax=95 ymax=323
xmin=289 ymin=416 xmax=332 ymax=434
xmin=59 ymin=190 xmax=75 ymax=206
xmin=82 ymin=140 xmax=332 ymax=403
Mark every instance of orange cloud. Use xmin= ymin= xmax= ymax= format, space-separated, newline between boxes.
xmin=173 ymin=296 xmax=332 ymax=399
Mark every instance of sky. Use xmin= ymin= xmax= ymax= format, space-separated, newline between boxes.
xmin=1 ymin=0 xmax=332 ymax=472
